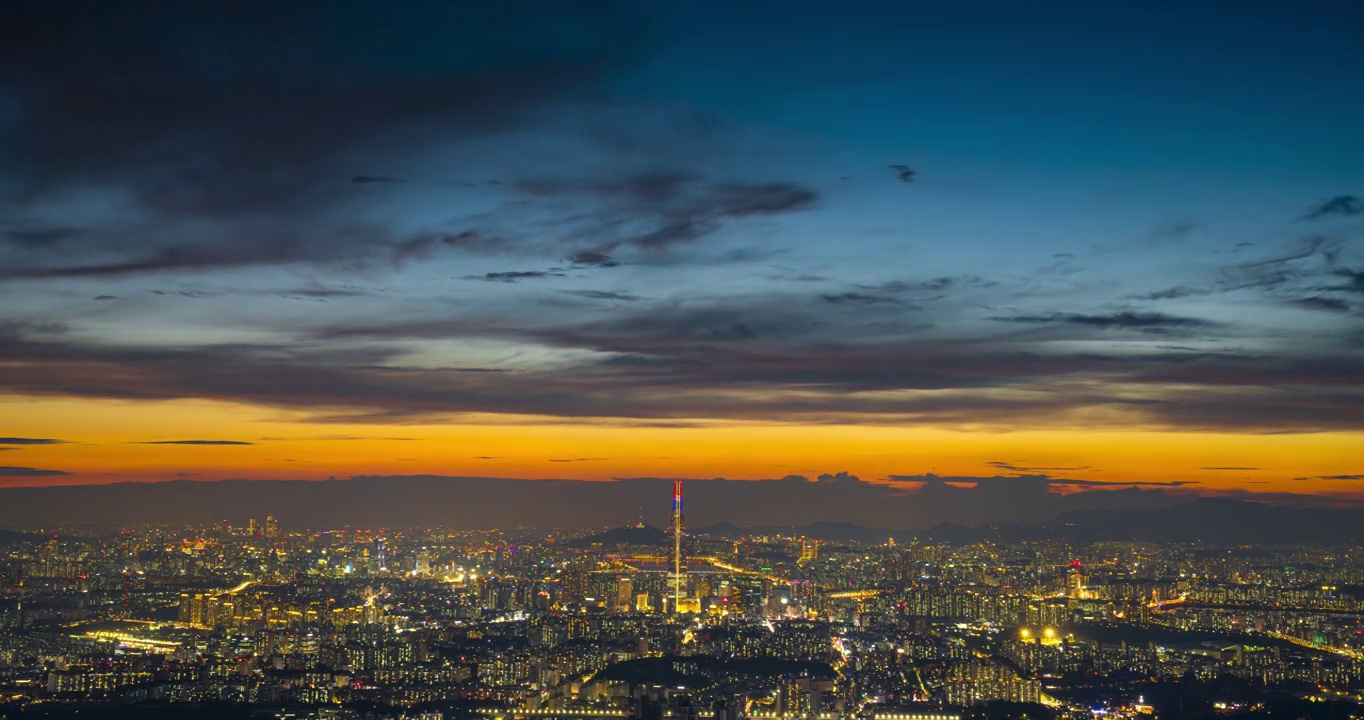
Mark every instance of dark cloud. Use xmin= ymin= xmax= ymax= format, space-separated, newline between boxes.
xmin=987 ymin=461 xmax=1093 ymax=473
xmin=93 ymin=295 xmax=120 ymax=301
xmin=0 ymin=466 xmax=70 ymax=477
xmin=2 ymin=290 xmax=1361 ymax=433
xmin=1138 ymin=237 xmax=1349 ymax=304
xmin=568 ymin=251 xmax=620 ymax=267
xmin=517 ymin=172 xmax=697 ymax=204
xmin=275 ymin=283 xmax=374 ymax=299
xmin=819 ymin=292 xmax=905 ymax=306
xmin=562 ymin=290 xmax=642 ymax=302
xmin=548 ymin=457 xmax=606 ymax=463
xmin=887 ymin=473 xmax=1186 ymax=489
xmin=995 ymin=311 xmax=1215 ymax=330
xmin=1151 ymin=218 xmax=1202 ymax=242
xmin=2 ymin=228 xmax=515 ymax=279
xmin=350 ymin=176 xmax=408 ymax=184
xmin=388 ymin=231 xmax=514 ymax=267
xmin=1033 ymin=255 xmax=1084 ymax=277
xmin=865 ymin=276 xmax=997 ymax=299
xmin=508 ymin=174 xmax=817 ymax=264
xmin=150 ymin=289 xmax=211 ymax=298
xmin=1297 ymin=195 xmax=1363 ymax=222
xmin=2 ymin=228 xmax=85 ymax=246
xmin=1322 ymin=269 xmax=1364 ymax=294
xmin=1291 ymin=296 xmax=1350 ymax=313
xmin=630 ymin=221 xmax=715 ymax=252
xmin=888 ymin=165 xmax=917 ymax=183
xmin=520 ymin=174 xmax=816 ymax=220
xmin=702 ymin=183 xmax=818 ymax=217
xmin=467 ymin=270 xmax=567 ymax=283
xmin=0 ymin=1 xmax=647 ymax=278
xmin=137 ymin=440 xmax=255 ymax=446
xmin=4 ymin=240 xmax=308 ymax=279
xmin=1234 ymin=236 xmax=1337 ymax=271
xmin=0 ymin=437 xmax=66 ymax=445
xmin=1133 ymin=285 xmax=1214 ymax=301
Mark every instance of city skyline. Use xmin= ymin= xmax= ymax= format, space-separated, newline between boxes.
xmin=2 ymin=0 xmax=1363 ymax=513
xmin=5 ymin=5 xmax=1364 ymax=718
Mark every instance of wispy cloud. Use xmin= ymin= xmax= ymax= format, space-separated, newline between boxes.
xmin=137 ymin=440 xmax=255 ymax=446
xmin=1297 ymin=195 xmax=1363 ymax=222
xmin=1291 ymin=296 xmax=1350 ymax=313
xmin=561 ymin=290 xmax=642 ymax=302
xmin=466 ymin=270 xmax=567 ymax=283
xmin=994 ymin=311 xmax=1215 ymax=330
xmin=988 ymin=461 xmax=1093 ymax=473
xmin=0 ymin=466 xmax=70 ymax=477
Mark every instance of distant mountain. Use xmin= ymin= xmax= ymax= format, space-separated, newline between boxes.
xmin=700 ymin=500 xmax=1364 ymax=546
xmin=1040 ymin=498 xmax=1364 ymax=545
xmin=0 ymin=476 xmax=1357 ymax=546
xmin=569 ymin=524 xmax=669 ymax=548
xmin=693 ymin=520 xmax=911 ymax=544
xmin=694 ymin=521 xmax=741 ymax=536
xmin=914 ymin=499 xmax=1364 ymax=546
xmin=922 ymin=522 xmax=981 ymax=546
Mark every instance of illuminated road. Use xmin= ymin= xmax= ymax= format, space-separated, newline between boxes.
xmin=827 ymin=589 xmax=881 ymax=599
xmin=611 ymin=555 xmax=790 ymax=584
xmin=607 ymin=557 xmax=887 ymax=597
xmin=476 ymin=710 xmax=957 ymax=720
xmin=1265 ymin=631 xmax=1364 ymax=660
xmin=217 ymin=579 xmax=259 ymax=596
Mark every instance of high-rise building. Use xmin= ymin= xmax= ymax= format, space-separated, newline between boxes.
xmin=799 ymin=537 xmax=819 ymax=565
xmin=1069 ymin=559 xmax=1085 ymax=599
xmin=669 ymin=480 xmax=686 ymax=613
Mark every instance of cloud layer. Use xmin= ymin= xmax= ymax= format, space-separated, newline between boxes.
xmin=1 ymin=0 xmax=1362 ymax=497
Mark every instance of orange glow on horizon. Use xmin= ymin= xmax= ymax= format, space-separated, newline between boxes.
xmin=3 ymin=394 xmax=1361 ymax=501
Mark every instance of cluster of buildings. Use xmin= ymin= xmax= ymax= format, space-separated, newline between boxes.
xmin=0 ymin=492 xmax=1362 ymax=719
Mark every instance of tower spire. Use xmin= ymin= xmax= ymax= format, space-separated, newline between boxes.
xmin=671 ymin=479 xmax=684 ymax=613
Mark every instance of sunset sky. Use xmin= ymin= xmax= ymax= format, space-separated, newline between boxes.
xmin=2 ymin=1 xmax=1361 ymax=507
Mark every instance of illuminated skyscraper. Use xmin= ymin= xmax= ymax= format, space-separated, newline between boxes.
xmin=1069 ymin=559 xmax=1084 ymax=599
xmin=669 ymin=479 xmax=686 ymax=612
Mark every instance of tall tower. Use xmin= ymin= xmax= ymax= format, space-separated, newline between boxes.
xmin=670 ymin=479 xmax=685 ymax=612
